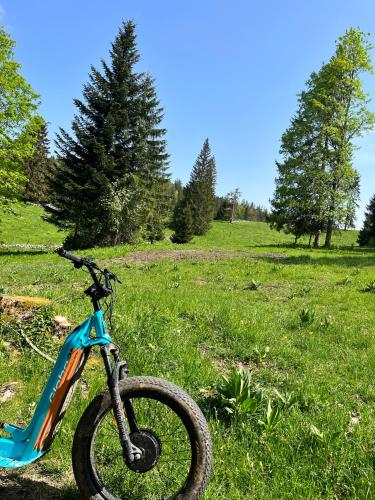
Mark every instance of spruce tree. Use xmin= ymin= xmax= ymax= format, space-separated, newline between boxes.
xmin=48 ymin=21 xmax=168 ymax=248
xmin=243 ymin=203 xmax=251 ymax=221
xmin=344 ymin=172 xmax=360 ymax=230
xmin=358 ymin=194 xmax=375 ymax=246
xmin=185 ymin=139 xmax=216 ymax=235
xmin=23 ymin=118 xmax=51 ymax=203
xmin=215 ymin=197 xmax=231 ymax=221
xmin=171 ymin=199 xmax=193 ymax=243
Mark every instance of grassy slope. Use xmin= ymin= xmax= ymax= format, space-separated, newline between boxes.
xmin=2 ymin=207 xmax=375 ymax=498
xmin=0 ymin=203 xmax=66 ymax=245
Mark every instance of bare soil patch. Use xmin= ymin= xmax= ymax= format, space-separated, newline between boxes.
xmin=110 ymin=249 xmax=287 ymax=264
xmin=0 ymin=469 xmax=77 ymax=499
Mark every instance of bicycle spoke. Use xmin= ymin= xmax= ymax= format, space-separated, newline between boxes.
xmin=91 ymin=395 xmax=192 ymax=499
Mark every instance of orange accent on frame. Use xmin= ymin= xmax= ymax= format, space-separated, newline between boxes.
xmin=34 ymin=348 xmax=83 ymax=451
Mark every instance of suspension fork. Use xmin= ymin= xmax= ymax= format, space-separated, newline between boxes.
xmin=100 ymin=344 xmax=141 ymax=463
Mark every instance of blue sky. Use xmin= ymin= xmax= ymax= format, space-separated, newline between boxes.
xmin=2 ymin=0 xmax=375 ymax=225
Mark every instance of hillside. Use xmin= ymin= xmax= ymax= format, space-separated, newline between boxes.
xmin=1 ymin=204 xmax=375 ymax=499
xmin=0 ymin=204 xmax=66 ymax=246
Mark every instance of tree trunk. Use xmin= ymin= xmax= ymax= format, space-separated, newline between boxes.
xmin=230 ymin=203 xmax=235 ymax=223
xmin=308 ymin=234 xmax=313 ymax=248
xmin=324 ymin=220 xmax=333 ymax=248
xmin=313 ymin=230 xmax=321 ymax=248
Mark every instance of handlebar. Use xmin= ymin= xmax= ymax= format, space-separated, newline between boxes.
xmin=58 ymin=248 xmax=84 ymax=266
xmin=57 ymin=247 xmax=121 ymax=316
xmin=57 ymin=248 xmax=98 ymax=269
xmin=57 ymin=247 xmax=121 ymax=286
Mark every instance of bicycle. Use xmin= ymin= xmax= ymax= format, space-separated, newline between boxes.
xmin=0 ymin=249 xmax=212 ymax=499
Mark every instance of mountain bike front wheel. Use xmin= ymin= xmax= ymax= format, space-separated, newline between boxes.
xmin=72 ymin=376 xmax=212 ymax=500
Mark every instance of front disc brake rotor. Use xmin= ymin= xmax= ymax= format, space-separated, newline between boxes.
xmin=127 ymin=429 xmax=161 ymax=473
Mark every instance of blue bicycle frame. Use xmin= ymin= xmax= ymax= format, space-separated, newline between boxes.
xmin=0 ymin=310 xmax=111 ymax=468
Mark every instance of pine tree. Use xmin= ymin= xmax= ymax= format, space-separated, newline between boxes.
xmin=23 ymin=118 xmax=51 ymax=203
xmin=358 ymin=194 xmax=375 ymax=246
xmin=185 ymin=139 xmax=216 ymax=235
xmin=215 ymin=197 xmax=231 ymax=221
xmin=171 ymin=199 xmax=193 ymax=243
xmin=344 ymin=172 xmax=360 ymax=230
xmin=270 ymin=158 xmax=324 ymax=244
xmin=243 ymin=203 xmax=251 ymax=221
xmin=48 ymin=21 xmax=168 ymax=248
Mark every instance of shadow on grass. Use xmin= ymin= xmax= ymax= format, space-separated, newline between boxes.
xmin=0 ymin=473 xmax=80 ymax=500
xmin=247 ymin=243 xmax=375 ymax=252
xmin=258 ymin=254 xmax=375 ymax=268
xmin=0 ymin=249 xmax=54 ymax=257
xmin=276 ymin=255 xmax=375 ymax=269
xmin=243 ymin=243 xmax=375 ymax=268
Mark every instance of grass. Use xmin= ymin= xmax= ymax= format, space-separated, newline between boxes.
xmin=0 ymin=203 xmax=66 ymax=245
xmin=1 ymin=204 xmax=375 ymax=498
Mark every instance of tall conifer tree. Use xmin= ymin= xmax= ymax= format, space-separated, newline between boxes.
xmin=48 ymin=21 xmax=168 ymax=248
xmin=184 ymin=139 xmax=216 ymax=235
xmin=171 ymin=198 xmax=193 ymax=243
xmin=358 ymin=194 xmax=375 ymax=246
xmin=23 ymin=118 xmax=51 ymax=203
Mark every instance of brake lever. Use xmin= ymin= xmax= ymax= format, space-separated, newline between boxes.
xmin=104 ymin=269 xmax=122 ymax=284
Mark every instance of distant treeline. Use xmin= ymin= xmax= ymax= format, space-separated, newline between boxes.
xmin=214 ymin=197 xmax=268 ymax=222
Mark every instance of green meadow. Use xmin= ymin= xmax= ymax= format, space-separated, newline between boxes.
xmin=1 ymin=204 xmax=375 ymax=499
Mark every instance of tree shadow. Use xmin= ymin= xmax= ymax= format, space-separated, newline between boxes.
xmin=0 ymin=249 xmax=55 ymax=257
xmin=256 ymin=253 xmax=375 ymax=268
xmin=0 ymin=473 xmax=80 ymax=499
xmin=246 ymin=243 xmax=375 ymax=252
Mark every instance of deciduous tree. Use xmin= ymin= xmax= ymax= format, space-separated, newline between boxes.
xmin=0 ymin=25 xmax=40 ymax=207
xmin=269 ymin=28 xmax=375 ymax=247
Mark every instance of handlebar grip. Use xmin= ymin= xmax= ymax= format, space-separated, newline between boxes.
xmin=57 ymin=248 xmax=83 ymax=265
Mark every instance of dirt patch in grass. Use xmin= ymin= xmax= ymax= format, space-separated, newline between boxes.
xmin=0 ymin=469 xmax=77 ymax=499
xmin=195 ymin=279 xmax=209 ymax=286
xmin=0 ymin=382 xmax=19 ymax=403
xmin=110 ymin=249 xmax=287 ymax=264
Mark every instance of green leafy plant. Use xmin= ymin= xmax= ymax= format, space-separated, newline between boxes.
xmin=309 ymin=424 xmax=325 ymax=443
xmin=337 ymin=275 xmax=351 ymax=286
xmin=363 ymin=280 xmax=375 ymax=293
xmin=258 ymin=400 xmax=282 ymax=432
xmin=245 ymin=279 xmax=261 ymax=291
xmin=273 ymin=389 xmax=298 ymax=409
xmin=249 ymin=346 xmax=270 ymax=364
xmin=288 ymin=286 xmax=311 ymax=299
xmin=216 ymin=367 xmax=262 ymax=416
xmin=168 ymin=281 xmax=180 ymax=289
xmin=319 ymin=315 xmax=333 ymax=330
xmin=299 ymin=307 xmax=316 ymax=325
